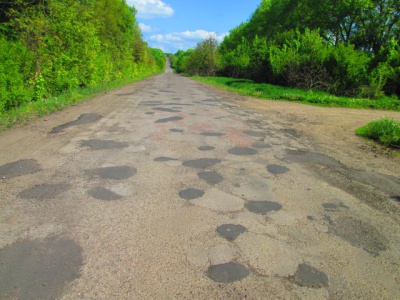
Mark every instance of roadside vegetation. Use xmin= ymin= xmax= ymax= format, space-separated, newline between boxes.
xmin=169 ymin=0 xmax=399 ymax=106
xmin=193 ymin=76 xmax=400 ymax=111
xmin=0 ymin=0 xmax=165 ymax=128
xmin=356 ymin=118 xmax=400 ymax=147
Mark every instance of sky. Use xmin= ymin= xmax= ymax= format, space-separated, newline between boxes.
xmin=126 ymin=0 xmax=261 ymax=54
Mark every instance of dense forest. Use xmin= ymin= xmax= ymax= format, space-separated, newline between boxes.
xmin=0 ymin=0 xmax=165 ymax=114
xmin=171 ymin=0 xmax=399 ymax=99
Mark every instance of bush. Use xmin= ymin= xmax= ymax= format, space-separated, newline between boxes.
xmin=356 ymin=117 xmax=400 ymax=147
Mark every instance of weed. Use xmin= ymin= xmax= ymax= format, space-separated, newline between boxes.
xmin=356 ymin=118 xmax=400 ymax=147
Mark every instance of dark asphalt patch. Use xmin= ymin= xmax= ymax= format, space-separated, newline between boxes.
xmin=18 ymin=184 xmax=71 ymax=200
xmin=88 ymin=187 xmax=123 ymax=201
xmin=154 ymin=157 xmax=178 ymax=162
xmin=155 ymin=116 xmax=183 ymax=123
xmin=152 ymin=107 xmax=181 ymax=113
xmin=245 ymin=201 xmax=282 ymax=215
xmin=86 ymin=166 xmax=136 ymax=180
xmin=183 ymin=158 xmax=221 ymax=169
xmin=50 ymin=113 xmax=102 ymax=134
xmin=170 ymin=128 xmax=184 ymax=133
xmin=326 ymin=215 xmax=388 ymax=257
xmin=267 ymin=164 xmax=290 ymax=175
xmin=198 ymin=146 xmax=215 ymax=151
xmin=0 ymin=159 xmax=41 ymax=179
xmin=201 ymin=99 xmax=218 ymax=103
xmin=164 ymin=103 xmax=193 ymax=106
xmin=282 ymin=128 xmax=301 ymax=138
xmin=243 ymin=130 xmax=266 ymax=138
xmin=322 ymin=203 xmax=349 ymax=212
xmin=252 ymin=142 xmax=272 ymax=149
xmin=0 ymin=237 xmax=83 ymax=300
xmin=81 ymin=139 xmax=128 ymax=150
xmin=200 ymin=132 xmax=225 ymax=137
xmin=179 ymin=188 xmax=204 ymax=200
xmin=198 ymin=171 xmax=223 ymax=185
xmin=207 ymin=262 xmax=249 ymax=283
xmin=290 ymin=264 xmax=329 ymax=288
xmin=228 ymin=147 xmax=258 ymax=156
xmin=284 ymin=151 xmax=343 ymax=168
xmin=347 ymin=170 xmax=400 ymax=196
xmin=141 ymin=101 xmax=163 ymax=106
xmin=216 ymin=224 xmax=247 ymax=241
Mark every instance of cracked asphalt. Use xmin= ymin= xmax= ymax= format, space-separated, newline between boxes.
xmin=0 ymin=63 xmax=399 ymax=299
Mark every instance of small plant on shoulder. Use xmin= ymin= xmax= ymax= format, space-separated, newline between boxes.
xmin=356 ymin=117 xmax=400 ymax=147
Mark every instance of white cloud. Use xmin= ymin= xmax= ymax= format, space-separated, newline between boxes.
xmin=139 ymin=23 xmax=154 ymax=33
xmin=148 ymin=30 xmax=227 ymax=53
xmin=127 ymin=0 xmax=174 ymax=19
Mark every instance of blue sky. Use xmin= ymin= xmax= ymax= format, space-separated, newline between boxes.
xmin=126 ymin=0 xmax=261 ymax=54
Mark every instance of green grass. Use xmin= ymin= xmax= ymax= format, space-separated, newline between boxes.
xmin=192 ymin=76 xmax=400 ymax=111
xmin=356 ymin=118 xmax=400 ymax=147
xmin=0 ymin=71 xmax=161 ymax=130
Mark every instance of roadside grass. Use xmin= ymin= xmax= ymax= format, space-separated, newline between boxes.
xmin=192 ymin=76 xmax=400 ymax=111
xmin=0 ymin=71 xmax=161 ymax=130
xmin=356 ymin=118 xmax=400 ymax=147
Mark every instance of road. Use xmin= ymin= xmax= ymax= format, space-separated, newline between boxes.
xmin=1 ymin=63 xmax=400 ymax=299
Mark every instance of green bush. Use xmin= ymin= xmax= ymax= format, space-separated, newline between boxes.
xmin=356 ymin=117 xmax=400 ymax=147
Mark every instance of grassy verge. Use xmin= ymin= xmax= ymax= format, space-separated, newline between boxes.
xmin=356 ymin=118 xmax=400 ymax=147
xmin=192 ymin=76 xmax=400 ymax=111
xmin=0 ymin=71 xmax=161 ymax=130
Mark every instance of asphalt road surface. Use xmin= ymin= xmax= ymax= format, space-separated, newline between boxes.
xmin=1 ymin=63 xmax=400 ymax=299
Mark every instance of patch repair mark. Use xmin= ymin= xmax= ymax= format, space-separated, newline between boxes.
xmin=81 ymin=139 xmax=128 ymax=150
xmin=245 ymin=201 xmax=282 ymax=215
xmin=85 ymin=165 xmax=136 ymax=180
xmin=228 ymin=147 xmax=258 ymax=156
xmin=290 ymin=264 xmax=329 ymax=289
xmin=0 ymin=159 xmax=41 ymax=179
xmin=207 ymin=262 xmax=249 ymax=283
xmin=216 ymin=224 xmax=247 ymax=241
xmin=155 ymin=116 xmax=183 ymax=123
xmin=327 ymin=215 xmax=388 ymax=257
xmin=88 ymin=187 xmax=123 ymax=201
xmin=179 ymin=188 xmax=204 ymax=200
xmin=0 ymin=238 xmax=83 ymax=300
xmin=18 ymin=183 xmax=71 ymax=200
xmin=183 ymin=158 xmax=221 ymax=169
xmin=50 ymin=113 xmax=102 ymax=134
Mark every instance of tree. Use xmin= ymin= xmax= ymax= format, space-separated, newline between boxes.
xmin=185 ymin=37 xmax=219 ymax=76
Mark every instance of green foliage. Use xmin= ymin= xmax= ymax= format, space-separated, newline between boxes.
xmin=184 ymin=37 xmax=219 ymax=76
xmin=193 ymin=76 xmax=400 ymax=111
xmin=170 ymin=49 xmax=194 ymax=73
xmin=0 ymin=35 xmax=34 ymax=112
xmin=356 ymin=118 xmax=400 ymax=147
xmin=0 ymin=71 xmax=158 ymax=129
xmin=0 ymin=0 xmax=165 ymax=117
xmin=215 ymin=0 xmax=400 ymax=98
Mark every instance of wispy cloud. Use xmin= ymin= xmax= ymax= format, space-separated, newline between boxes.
xmin=127 ymin=0 xmax=174 ymax=19
xmin=149 ymin=30 xmax=227 ymax=52
xmin=139 ymin=23 xmax=154 ymax=33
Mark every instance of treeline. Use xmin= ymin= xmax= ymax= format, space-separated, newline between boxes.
xmin=171 ymin=0 xmax=399 ymax=98
xmin=0 ymin=0 xmax=165 ymax=113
